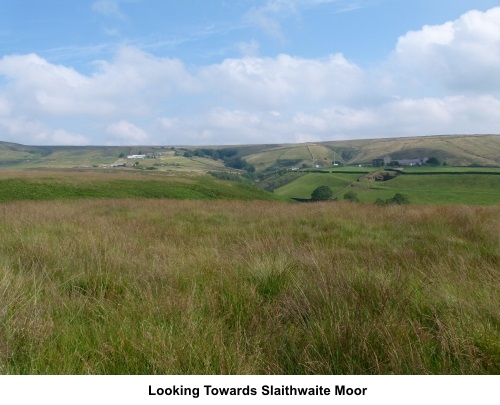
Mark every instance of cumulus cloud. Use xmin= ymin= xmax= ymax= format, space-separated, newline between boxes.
xmin=199 ymin=53 xmax=364 ymax=110
xmin=394 ymin=7 xmax=500 ymax=93
xmin=1 ymin=7 xmax=500 ymax=145
xmin=106 ymin=120 xmax=148 ymax=144
xmin=154 ymin=93 xmax=500 ymax=145
xmin=0 ymin=116 xmax=90 ymax=145
xmin=0 ymin=47 xmax=196 ymax=144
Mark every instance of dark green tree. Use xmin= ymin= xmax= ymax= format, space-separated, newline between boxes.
xmin=311 ymin=185 xmax=333 ymax=201
xmin=343 ymin=190 xmax=359 ymax=202
xmin=223 ymin=156 xmax=255 ymax=172
xmin=387 ymin=193 xmax=410 ymax=204
xmin=427 ymin=157 xmax=440 ymax=166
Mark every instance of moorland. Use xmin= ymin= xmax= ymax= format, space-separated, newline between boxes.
xmin=0 ymin=134 xmax=498 ymax=374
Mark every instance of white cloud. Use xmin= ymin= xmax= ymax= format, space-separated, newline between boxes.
xmin=1 ymin=7 xmax=500 ymax=146
xmin=42 ymin=130 xmax=90 ymax=145
xmin=0 ymin=116 xmax=90 ymax=145
xmin=199 ymin=53 xmax=364 ymax=110
xmin=0 ymin=97 xmax=10 ymax=116
xmin=0 ymin=46 xmax=193 ymax=118
xmin=106 ymin=120 xmax=148 ymax=144
xmin=394 ymin=7 xmax=500 ymax=93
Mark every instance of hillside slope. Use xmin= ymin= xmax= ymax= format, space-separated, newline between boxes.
xmin=242 ymin=135 xmax=500 ymax=170
xmin=318 ymin=134 xmax=500 ymax=166
xmin=0 ymin=170 xmax=290 ymax=203
xmin=1 ymin=134 xmax=499 ymax=171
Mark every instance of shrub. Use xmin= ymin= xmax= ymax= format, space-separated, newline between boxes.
xmin=375 ymin=193 xmax=410 ymax=205
xmin=311 ymin=185 xmax=333 ymax=201
xmin=343 ymin=190 xmax=359 ymax=202
xmin=386 ymin=193 xmax=410 ymax=204
xmin=224 ymin=157 xmax=255 ymax=172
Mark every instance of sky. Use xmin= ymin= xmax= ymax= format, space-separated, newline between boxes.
xmin=0 ymin=0 xmax=499 ymax=146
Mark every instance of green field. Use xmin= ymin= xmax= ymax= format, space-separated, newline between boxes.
xmin=0 ymin=170 xmax=288 ymax=203
xmin=353 ymin=173 xmax=500 ymax=205
xmin=402 ymin=166 xmax=500 ymax=173
xmin=275 ymin=167 xmax=500 ymax=205
xmin=276 ymin=172 xmax=361 ymax=199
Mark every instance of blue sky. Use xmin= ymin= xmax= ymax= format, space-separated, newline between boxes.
xmin=0 ymin=0 xmax=499 ymax=145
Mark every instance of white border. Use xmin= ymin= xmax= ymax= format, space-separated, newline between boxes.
xmin=0 ymin=375 xmax=497 ymax=405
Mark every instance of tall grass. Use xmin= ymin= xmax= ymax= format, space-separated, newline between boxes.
xmin=0 ymin=199 xmax=498 ymax=374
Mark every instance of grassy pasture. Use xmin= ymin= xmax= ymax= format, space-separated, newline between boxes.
xmin=0 ymin=200 xmax=498 ymax=374
xmin=0 ymin=170 xmax=286 ymax=203
xmin=154 ymin=155 xmax=227 ymax=172
xmin=402 ymin=166 xmax=500 ymax=173
xmin=276 ymin=172 xmax=361 ymax=199
xmin=275 ymin=167 xmax=500 ymax=205
xmin=353 ymin=173 xmax=500 ymax=205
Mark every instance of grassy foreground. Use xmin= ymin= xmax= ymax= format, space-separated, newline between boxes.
xmin=0 ymin=199 xmax=498 ymax=374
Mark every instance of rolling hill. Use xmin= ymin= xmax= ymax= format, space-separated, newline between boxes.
xmin=1 ymin=134 xmax=499 ymax=172
xmin=241 ymin=134 xmax=500 ymax=171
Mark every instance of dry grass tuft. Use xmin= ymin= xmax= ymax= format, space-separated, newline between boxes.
xmin=0 ymin=199 xmax=498 ymax=374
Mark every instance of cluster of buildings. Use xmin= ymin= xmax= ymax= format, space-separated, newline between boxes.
xmin=126 ymin=153 xmax=158 ymax=159
xmin=372 ymin=156 xmax=428 ymax=167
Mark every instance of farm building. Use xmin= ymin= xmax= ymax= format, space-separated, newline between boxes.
xmin=373 ymin=156 xmax=428 ymax=166
xmin=396 ymin=158 xmax=428 ymax=166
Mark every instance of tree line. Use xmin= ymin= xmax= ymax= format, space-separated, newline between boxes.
xmin=183 ymin=148 xmax=255 ymax=172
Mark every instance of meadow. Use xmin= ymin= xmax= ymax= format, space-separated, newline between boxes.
xmin=353 ymin=173 xmax=500 ymax=205
xmin=0 ymin=198 xmax=498 ymax=374
xmin=0 ymin=170 xmax=287 ymax=203
xmin=276 ymin=168 xmax=500 ymax=205
xmin=275 ymin=172 xmax=361 ymax=199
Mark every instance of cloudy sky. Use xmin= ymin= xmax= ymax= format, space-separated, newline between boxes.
xmin=0 ymin=0 xmax=499 ymax=145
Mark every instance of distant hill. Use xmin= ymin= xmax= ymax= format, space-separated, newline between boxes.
xmin=1 ymin=134 xmax=499 ymax=171
xmin=239 ymin=134 xmax=500 ymax=171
